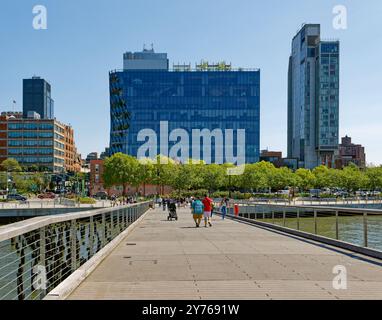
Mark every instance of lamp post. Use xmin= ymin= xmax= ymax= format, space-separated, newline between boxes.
xmin=6 ymin=170 xmax=9 ymax=196
xmin=228 ymin=174 xmax=232 ymax=199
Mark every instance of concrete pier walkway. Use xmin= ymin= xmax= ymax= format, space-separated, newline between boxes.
xmin=68 ymin=207 xmax=382 ymax=300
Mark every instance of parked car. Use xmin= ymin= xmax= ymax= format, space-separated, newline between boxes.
xmin=7 ymin=194 xmax=27 ymax=201
xmin=334 ymin=191 xmax=349 ymax=198
xmin=38 ymin=192 xmax=56 ymax=199
xmin=94 ymin=191 xmax=108 ymax=200
xmin=309 ymin=189 xmax=321 ymax=198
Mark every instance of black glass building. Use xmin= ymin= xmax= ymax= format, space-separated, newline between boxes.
xmin=23 ymin=77 xmax=54 ymax=119
xmin=109 ymin=50 xmax=260 ymax=164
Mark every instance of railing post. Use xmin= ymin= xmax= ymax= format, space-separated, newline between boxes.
xmin=89 ymin=216 xmax=94 ymax=257
xmin=117 ymin=210 xmax=120 ymax=233
xmin=272 ymin=210 xmax=274 ymax=224
xmin=39 ymin=226 xmax=46 ymax=296
xmin=314 ymin=210 xmax=317 ymax=235
xmin=363 ymin=212 xmax=368 ymax=247
xmin=123 ymin=208 xmax=127 ymax=228
xmin=283 ymin=209 xmax=286 ymax=227
xmin=101 ymin=213 xmax=106 ymax=247
xmin=70 ymin=219 xmax=77 ymax=272
xmin=296 ymin=209 xmax=300 ymax=230
xmin=335 ymin=210 xmax=339 ymax=240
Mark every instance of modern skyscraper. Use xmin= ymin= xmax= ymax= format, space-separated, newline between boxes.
xmin=109 ymin=49 xmax=260 ymax=164
xmin=23 ymin=76 xmax=54 ymax=119
xmin=287 ymin=24 xmax=340 ymax=169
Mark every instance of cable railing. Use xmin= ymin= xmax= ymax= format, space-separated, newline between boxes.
xmin=214 ymin=202 xmax=382 ymax=257
xmin=216 ymin=197 xmax=382 ymax=207
xmin=0 ymin=201 xmax=152 ymax=300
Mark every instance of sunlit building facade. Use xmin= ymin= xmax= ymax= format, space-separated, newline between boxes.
xmin=287 ymin=24 xmax=340 ymax=169
xmin=109 ymin=49 xmax=260 ymax=164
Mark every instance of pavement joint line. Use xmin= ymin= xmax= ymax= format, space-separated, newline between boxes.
xmin=67 ymin=207 xmax=382 ymax=300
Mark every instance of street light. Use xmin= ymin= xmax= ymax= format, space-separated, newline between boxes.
xmin=228 ymin=174 xmax=232 ymax=199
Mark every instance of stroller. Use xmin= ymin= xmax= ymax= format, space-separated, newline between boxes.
xmin=167 ymin=201 xmax=178 ymax=221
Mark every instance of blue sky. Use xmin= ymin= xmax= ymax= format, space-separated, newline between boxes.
xmin=0 ymin=0 xmax=381 ymax=164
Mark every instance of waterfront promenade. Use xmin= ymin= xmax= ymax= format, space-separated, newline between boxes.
xmin=67 ymin=207 xmax=382 ymax=300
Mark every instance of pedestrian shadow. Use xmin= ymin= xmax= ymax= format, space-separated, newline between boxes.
xmin=179 ymin=227 xmax=198 ymax=229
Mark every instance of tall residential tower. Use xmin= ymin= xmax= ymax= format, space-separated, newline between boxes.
xmin=287 ymin=24 xmax=339 ymax=169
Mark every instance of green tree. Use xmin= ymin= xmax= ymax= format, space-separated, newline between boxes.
xmin=170 ymin=164 xmax=195 ymax=196
xmin=136 ymin=158 xmax=155 ymax=196
xmin=365 ymin=166 xmax=382 ymax=191
xmin=186 ymin=159 xmax=205 ymax=190
xmin=103 ymin=153 xmax=140 ymax=196
xmin=1 ymin=158 xmax=22 ymax=172
xmin=32 ymin=173 xmax=50 ymax=193
xmin=270 ymin=167 xmax=295 ymax=191
xmin=200 ymin=164 xmax=225 ymax=195
xmin=295 ymin=168 xmax=315 ymax=191
xmin=339 ymin=164 xmax=368 ymax=192
xmin=312 ymin=165 xmax=331 ymax=189
xmin=152 ymin=155 xmax=176 ymax=195
xmin=240 ymin=163 xmax=267 ymax=192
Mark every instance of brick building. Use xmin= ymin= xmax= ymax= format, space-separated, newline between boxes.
xmin=335 ymin=135 xmax=366 ymax=169
xmin=89 ymin=159 xmax=171 ymax=197
xmin=0 ymin=112 xmax=81 ymax=173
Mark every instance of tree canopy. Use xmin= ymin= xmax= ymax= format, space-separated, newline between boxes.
xmin=101 ymin=154 xmax=382 ymax=196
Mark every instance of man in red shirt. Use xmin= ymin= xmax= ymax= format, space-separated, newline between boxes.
xmin=202 ymin=194 xmax=213 ymax=227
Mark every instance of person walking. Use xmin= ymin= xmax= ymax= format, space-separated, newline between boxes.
xmin=158 ymin=196 xmax=162 ymax=208
xmin=162 ymin=197 xmax=167 ymax=211
xmin=202 ymin=194 xmax=213 ymax=227
xmin=220 ymin=197 xmax=229 ymax=220
xmin=191 ymin=197 xmax=204 ymax=227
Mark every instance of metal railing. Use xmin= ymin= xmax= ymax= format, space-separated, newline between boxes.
xmin=222 ymin=197 xmax=382 ymax=206
xmin=296 ymin=197 xmax=382 ymax=206
xmin=215 ymin=203 xmax=382 ymax=254
xmin=0 ymin=199 xmax=114 ymax=210
xmin=0 ymin=201 xmax=152 ymax=300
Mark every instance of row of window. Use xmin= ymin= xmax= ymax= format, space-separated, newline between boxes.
xmin=13 ymin=157 xmax=55 ymax=164
xmin=123 ymin=86 xmax=259 ymax=98
xmin=8 ymin=123 xmax=54 ymax=130
xmin=54 ymin=150 xmax=65 ymax=157
xmin=8 ymin=140 xmax=54 ymax=147
xmin=8 ymin=132 xmax=53 ymax=138
xmin=8 ymin=148 xmax=53 ymax=155
xmin=55 ymin=141 xmax=65 ymax=149
xmin=54 ymin=133 xmax=65 ymax=141
xmin=117 ymin=72 xmax=260 ymax=86
xmin=54 ymin=125 xmax=65 ymax=134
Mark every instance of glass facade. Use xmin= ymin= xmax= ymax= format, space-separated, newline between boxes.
xmin=287 ymin=24 xmax=339 ymax=169
xmin=317 ymin=41 xmax=339 ymax=149
xmin=109 ymin=69 xmax=260 ymax=164
xmin=23 ymin=78 xmax=54 ymax=119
